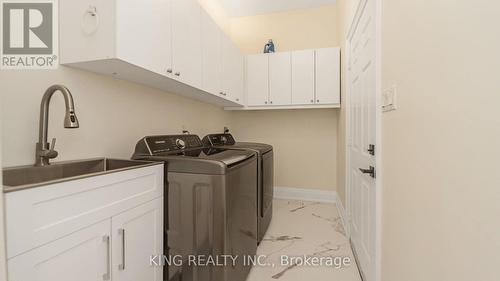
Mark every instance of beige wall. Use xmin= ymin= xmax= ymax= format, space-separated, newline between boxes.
xmin=228 ymin=6 xmax=341 ymax=191
xmin=197 ymin=0 xmax=231 ymax=34
xmin=231 ymin=109 xmax=338 ymax=190
xmin=229 ymin=6 xmax=339 ymax=54
xmin=1 ymin=67 xmax=231 ymax=167
xmin=381 ymin=1 xmax=500 ymax=280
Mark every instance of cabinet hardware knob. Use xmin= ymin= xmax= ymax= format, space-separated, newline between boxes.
xmin=166 ymin=68 xmax=172 ymax=73
xmin=174 ymin=72 xmax=180 ymax=76
xmin=317 ymin=99 xmax=320 ymax=102
xmin=310 ymin=99 xmax=314 ymax=103
xmin=265 ymin=101 xmax=268 ymax=104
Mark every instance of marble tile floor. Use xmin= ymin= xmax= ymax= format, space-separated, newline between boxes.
xmin=247 ymin=199 xmax=362 ymax=281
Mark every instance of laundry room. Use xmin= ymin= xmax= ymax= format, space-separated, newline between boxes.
xmin=1 ymin=1 xmax=500 ymax=281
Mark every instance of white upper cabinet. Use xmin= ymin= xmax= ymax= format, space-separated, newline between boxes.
xmin=269 ymin=52 xmax=292 ymax=105
xmin=221 ymin=36 xmax=244 ymax=103
xmin=315 ymin=47 xmax=341 ymax=104
xmin=246 ymin=54 xmax=269 ymax=106
xmin=201 ymin=10 xmax=222 ymax=96
xmin=171 ymin=0 xmax=202 ymax=88
xmin=60 ymin=0 xmax=242 ymax=107
xmin=291 ymin=50 xmax=315 ymax=105
xmin=116 ymin=0 xmax=172 ymax=75
xmin=239 ymin=47 xmax=340 ymax=110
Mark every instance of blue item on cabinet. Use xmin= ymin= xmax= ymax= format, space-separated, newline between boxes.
xmin=263 ymin=39 xmax=275 ymax=53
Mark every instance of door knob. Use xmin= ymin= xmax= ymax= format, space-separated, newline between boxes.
xmin=359 ymin=166 xmax=376 ymax=178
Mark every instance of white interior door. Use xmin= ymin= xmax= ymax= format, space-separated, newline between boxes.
xmin=347 ymin=0 xmax=377 ymax=280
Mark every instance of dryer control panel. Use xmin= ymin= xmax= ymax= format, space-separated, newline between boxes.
xmin=202 ymin=134 xmax=236 ymax=146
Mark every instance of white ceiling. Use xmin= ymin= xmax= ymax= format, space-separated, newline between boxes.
xmin=220 ymin=0 xmax=337 ymax=17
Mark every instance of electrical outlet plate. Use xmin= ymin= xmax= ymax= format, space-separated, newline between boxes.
xmin=382 ymin=85 xmax=397 ymax=112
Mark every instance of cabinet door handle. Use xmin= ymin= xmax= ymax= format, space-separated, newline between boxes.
xmin=103 ymin=235 xmax=110 ymax=280
xmin=166 ymin=68 xmax=172 ymax=73
xmin=118 ymin=228 xmax=125 ymax=271
xmin=264 ymin=101 xmax=268 ymax=104
xmin=174 ymin=72 xmax=181 ymax=76
xmin=270 ymin=101 xmax=273 ymax=104
xmin=317 ymin=99 xmax=320 ymax=103
xmin=310 ymin=99 xmax=314 ymax=103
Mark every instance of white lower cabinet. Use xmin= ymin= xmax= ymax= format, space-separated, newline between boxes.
xmin=8 ymin=220 xmax=112 ymax=281
xmin=5 ymin=164 xmax=164 ymax=281
xmin=112 ymin=198 xmax=163 ymax=281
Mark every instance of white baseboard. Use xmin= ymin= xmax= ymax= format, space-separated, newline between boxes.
xmin=274 ymin=186 xmax=337 ymax=203
xmin=274 ymin=186 xmax=350 ymax=236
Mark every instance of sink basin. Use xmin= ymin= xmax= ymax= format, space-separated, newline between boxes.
xmin=2 ymin=158 xmax=160 ymax=192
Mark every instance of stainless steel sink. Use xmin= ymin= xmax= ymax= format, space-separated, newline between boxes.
xmin=2 ymin=158 xmax=160 ymax=192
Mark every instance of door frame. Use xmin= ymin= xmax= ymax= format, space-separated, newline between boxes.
xmin=344 ymin=0 xmax=382 ymax=280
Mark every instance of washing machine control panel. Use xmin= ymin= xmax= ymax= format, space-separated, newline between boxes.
xmin=203 ymin=134 xmax=236 ymax=146
xmin=144 ymin=135 xmax=203 ymax=154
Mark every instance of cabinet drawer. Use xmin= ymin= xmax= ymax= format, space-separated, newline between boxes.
xmin=5 ymin=165 xmax=163 ymax=258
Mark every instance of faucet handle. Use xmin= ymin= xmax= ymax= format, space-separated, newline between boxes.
xmin=50 ymin=138 xmax=56 ymax=150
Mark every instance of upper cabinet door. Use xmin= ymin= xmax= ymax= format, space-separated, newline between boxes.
xmin=222 ymin=36 xmax=244 ymax=104
xmin=172 ymin=0 xmax=202 ymax=88
xmin=315 ymin=48 xmax=341 ymax=104
xmin=201 ymin=11 xmax=222 ymax=96
xmin=112 ymin=198 xmax=163 ymax=281
xmin=291 ymin=50 xmax=315 ymax=105
xmin=246 ymin=54 xmax=269 ymax=106
xmin=7 ymin=220 xmax=111 ymax=281
xmin=269 ymin=52 xmax=292 ymax=106
xmin=116 ymin=0 xmax=172 ymax=75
